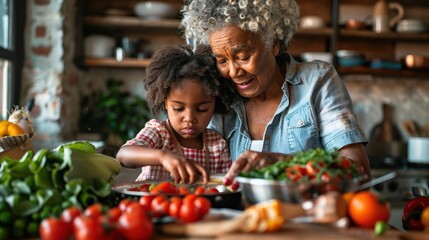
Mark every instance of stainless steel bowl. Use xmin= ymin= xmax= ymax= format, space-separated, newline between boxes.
xmin=236 ymin=176 xmax=359 ymax=205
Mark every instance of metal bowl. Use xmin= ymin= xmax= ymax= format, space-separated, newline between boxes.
xmin=236 ymin=176 xmax=360 ymax=205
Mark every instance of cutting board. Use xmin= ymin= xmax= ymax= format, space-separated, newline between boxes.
xmin=216 ymin=223 xmax=428 ymax=240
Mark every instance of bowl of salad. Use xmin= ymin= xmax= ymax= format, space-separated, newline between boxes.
xmin=235 ymin=148 xmax=366 ymax=205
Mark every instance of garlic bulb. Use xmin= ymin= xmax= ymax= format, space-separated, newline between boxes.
xmin=8 ymin=107 xmax=35 ymax=137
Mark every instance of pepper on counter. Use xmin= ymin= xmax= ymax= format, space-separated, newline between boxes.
xmin=402 ymin=197 xmax=429 ymax=231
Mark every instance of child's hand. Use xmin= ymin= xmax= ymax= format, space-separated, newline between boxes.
xmin=159 ymin=151 xmax=209 ymax=184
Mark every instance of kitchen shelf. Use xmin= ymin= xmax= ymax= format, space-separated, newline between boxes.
xmin=338 ymin=66 xmax=429 ymax=78
xmin=84 ymin=58 xmax=150 ymax=68
xmin=84 ymin=16 xmax=180 ymax=29
xmin=339 ymin=29 xmax=429 ymax=42
xmin=296 ymin=28 xmax=333 ymax=37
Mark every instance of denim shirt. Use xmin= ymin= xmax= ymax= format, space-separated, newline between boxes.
xmin=208 ymin=54 xmax=367 ymax=161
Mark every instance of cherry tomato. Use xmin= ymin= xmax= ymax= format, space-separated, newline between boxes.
xmin=39 ymin=217 xmax=71 ymax=240
xmin=306 ymin=161 xmax=325 ymax=177
xmin=139 ymin=195 xmax=155 ymax=211
xmin=107 ymin=207 xmax=122 ymax=223
xmin=151 ymin=195 xmax=170 ymax=217
xmin=83 ymin=203 xmax=103 ymax=219
xmin=60 ymin=206 xmax=81 ymax=236
xmin=73 ymin=215 xmax=104 ymax=240
xmin=338 ymin=157 xmax=352 ymax=169
xmin=194 ymin=186 xmax=206 ymax=195
xmin=348 ymin=191 xmax=390 ymax=228
xmin=205 ymin=188 xmax=219 ymax=194
xmin=180 ymin=201 xmax=202 ymax=223
xmin=183 ymin=194 xmax=197 ymax=204
xmin=150 ymin=182 xmax=177 ymax=194
xmin=178 ymin=186 xmax=189 ymax=195
xmin=118 ymin=210 xmax=154 ymax=240
xmin=61 ymin=206 xmax=81 ymax=223
xmin=194 ymin=197 xmax=211 ymax=216
xmin=126 ymin=202 xmax=148 ymax=217
xmin=168 ymin=197 xmax=183 ymax=218
xmin=286 ymin=165 xmax=307 ymax=182
xmin=118 ymin=198 xmax=133 ymax=212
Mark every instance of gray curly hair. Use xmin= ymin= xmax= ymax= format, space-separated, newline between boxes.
xmin=180 ymin=0 xmax=300 ymax=51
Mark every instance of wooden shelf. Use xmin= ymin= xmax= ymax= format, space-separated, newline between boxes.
xmin=339 ymin=29 xmax=429 ymax=42
xmin=84 ymin=16 xmax=180 ymax=29
xmin=337 ymin=66 xmax=429 ymax=78
xmin=296 ymin=27 xmax=333 ymax=37
xmin=83 ymin=58 xmax=150 ymax=68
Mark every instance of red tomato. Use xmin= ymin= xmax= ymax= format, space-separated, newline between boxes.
xmin=180 ymin=201 xmax=202 ymax=223
xmin=60 ymin=206 xmax=81 ymax=235
xmin=73 ymin=215 xmax=104 ymax=240
xmin=286 ymin=165 xmax=307 ymax=182
xmin=151 ymin=195 xmax=170 ymax=217
xmin=348 ymin=191 xmax=390 ymax=228
xmin=118 ymin=210 xmax=154 ymax=240
xmin=306 ymin=161 xmax=326 ymax=176
xmin=183 ymin=194 xmax=197 ymax=204
xmin=178 ymin=186 xmax=189 ymax=195
xmin=151 ymin=181 xmax=177 ymax=194
xmin=139 ymin=195 xmax=155 ymax=211
xmin=107 ymin=207 xmax=122 ymax=223
xmin=118 ymin=198 xmax=133 ymax=212
xmin=194 ymin=197 xmax=211 ymax=216
xmin=39 ymin=217 xmax=71 ymax=240
xmin=83 ymin=203 xmax=103 ymax=219
xmin=168 ymin=197 xmax=183 ymax=218
xmin=126 ymin=202 xmax=148 ymax=217
xmin=338 ymin=157 xmax=352 ymax=169
xmin=61 ymin=206 xmax=81 ymax=223
xmin=205 ymin=188 xmax=219 ymax=194
xmin=194 ymin=186 xmax=206 ymax=195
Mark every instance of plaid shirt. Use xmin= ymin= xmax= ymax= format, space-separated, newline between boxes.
xmin=124 ymin=119 xmax=232 ymax=181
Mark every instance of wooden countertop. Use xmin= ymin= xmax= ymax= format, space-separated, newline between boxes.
xmin=155 ymin=223 xmax=428 ymax=240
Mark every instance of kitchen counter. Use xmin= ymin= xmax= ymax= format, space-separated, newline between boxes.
xmin=153 ymin=223 xmax=428 ymax=240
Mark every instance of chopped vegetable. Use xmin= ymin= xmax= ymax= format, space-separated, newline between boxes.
xmin=374 ymin=220 xmax=390 ymax=236
xmin=239 ymin=148 xmax=363 ymax=184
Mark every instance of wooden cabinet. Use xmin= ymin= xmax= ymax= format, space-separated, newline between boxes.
xmin=76 ymin=0 xmax=429 ymax=78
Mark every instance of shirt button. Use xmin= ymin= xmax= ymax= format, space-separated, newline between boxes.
xmin=297 ymin=119 xmax=304 ymax=126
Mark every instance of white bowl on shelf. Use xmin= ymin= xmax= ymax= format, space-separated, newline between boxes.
xmin=134 ymin=1 xmax=178 ymax=19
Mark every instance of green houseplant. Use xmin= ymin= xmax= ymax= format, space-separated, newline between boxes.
xmin=79 ymin=79 xmax=151 ymax=155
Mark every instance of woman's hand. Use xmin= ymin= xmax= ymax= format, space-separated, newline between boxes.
xmin=159 ymin=151 xmax=209 ymax=184
xmin=224 ymin=151 xmax=290 ymax=189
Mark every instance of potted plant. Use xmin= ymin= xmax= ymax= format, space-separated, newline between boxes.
xmin=79 ymin=79 xmax=151 ymax=156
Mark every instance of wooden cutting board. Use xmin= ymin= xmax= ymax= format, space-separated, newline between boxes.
xmin=216 ymin=223 xmax=428 ymax=240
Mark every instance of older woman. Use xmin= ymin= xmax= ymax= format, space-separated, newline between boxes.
xmin=180 ymin=0 xmax=371 ymax=184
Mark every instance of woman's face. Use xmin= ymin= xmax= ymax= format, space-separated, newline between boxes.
xmin=209 ymin=25 xmax=279 ymax=99
xmin=165 ymin=79 xmax=216 ymax=144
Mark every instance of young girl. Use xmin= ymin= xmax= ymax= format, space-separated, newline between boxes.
xmin=116 ymin=45 xmax=236 ymax=184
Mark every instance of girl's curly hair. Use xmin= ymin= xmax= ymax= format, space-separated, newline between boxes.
xmin=180 ymin=0 xmax=299 ymax=52
xmin=144 ymin=45 xmax=237 ymax=115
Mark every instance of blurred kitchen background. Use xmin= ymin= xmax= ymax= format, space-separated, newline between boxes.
xmin=1 ymin=0 xmax=429 ymax=164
